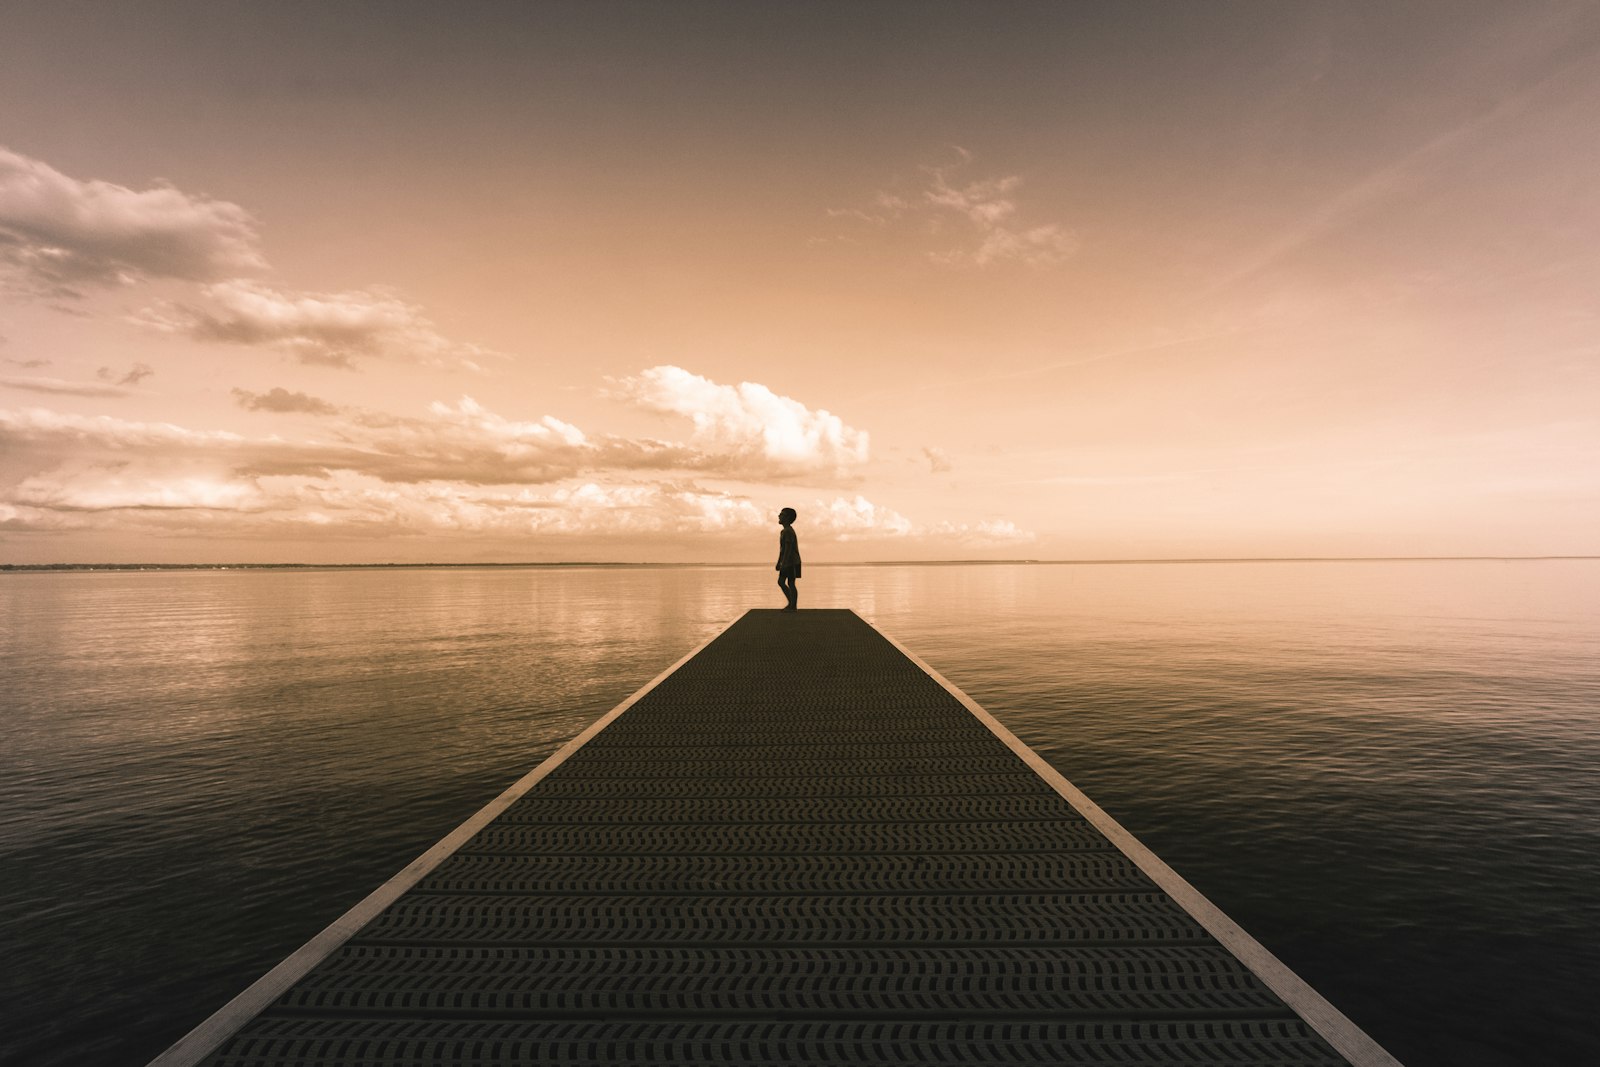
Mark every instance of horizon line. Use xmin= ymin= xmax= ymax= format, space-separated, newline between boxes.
xmin=3 ymin=555 xmax=1598 ymax=572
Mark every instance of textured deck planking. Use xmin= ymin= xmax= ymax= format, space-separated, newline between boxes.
xmin=152 ymin=608 xmax=1399 ymax=1066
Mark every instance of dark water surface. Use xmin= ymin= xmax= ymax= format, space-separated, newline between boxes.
xmin=2 ymin=561 xmax=1597 ymax=1065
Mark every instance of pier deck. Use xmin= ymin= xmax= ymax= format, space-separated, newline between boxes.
xmin=155 ymin=608 xmax=1398 ymax=1066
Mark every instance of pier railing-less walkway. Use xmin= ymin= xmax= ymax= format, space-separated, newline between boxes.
xmin=152 ymin=608 xmax=1400 ymax=1067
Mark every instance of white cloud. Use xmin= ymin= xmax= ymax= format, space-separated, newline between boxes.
xmin=0 ymin=146 xmax=505 ymax=373
xmin=0 ymin=368 xmax=869 ymax=492
xmin=0 ymin=462 xmax=778 ymax=540
xmin=0 ymin=362 xmax=152 ymax=398
xmin=139 ymin=280 xmax=498 ymax=370
xmin=0 ymin=368 xmax=1030 ymax=549
xmin=0 ymin=406 xmax=245 ymax=449
xmin=0 ymin=145 xmax=264 ymax=297
xmin=796 ymin=497 xmax=1032 ymax=544
xmin=519 ymin=481 xmax=768 ymax=536
xmin=921 ymin=156 xmax=1077 ymax=268
xmin=1 ymin=376 xmax=134 ymax=398
xmin=933 ymin=223 xmax=1079 ymax=270
xmin=827 ymin=148 xmax=1078 ymax=269
xmin=922 ymin=445 xmax=952 ymax=473
xmin=10 ymin=466 xmax=263 ymax=513
xmin=617 ymin=365 xmax=870 ymax=478
xmin=0 ymin=456 xmax=1031 ymax=547
xmin=0 ymin=501 xmax=90 ymax=531
xmin=810 ymin=494 xmax=914 ymax=538
xmin=0 ymin=399 xmax=625 ymax=486
xmin=423 ymin=395 xmax=589 ymax=449
xmin=924 ymin=517 xmax=1035 ymax=544
xmin=925 ymin=170 xmax=1022 ymax=226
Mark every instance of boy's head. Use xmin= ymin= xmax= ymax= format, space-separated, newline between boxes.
xmin=778 ymin=507 xmax=797 ymax=525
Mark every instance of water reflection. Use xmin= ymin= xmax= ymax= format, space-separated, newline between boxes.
xmin=1 ymin=561 xmax=1597 ymax=1067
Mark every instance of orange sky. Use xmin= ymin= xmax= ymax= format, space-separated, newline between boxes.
xmin=1 ymin=2 xmax=1597 ymax=563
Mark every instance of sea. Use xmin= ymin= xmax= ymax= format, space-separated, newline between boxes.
xmin=1 ymin=560 xmax=1597 ymax=1066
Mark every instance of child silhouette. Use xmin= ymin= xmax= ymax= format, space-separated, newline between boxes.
xmin=776 ymin=507 xmax=801 ymax=610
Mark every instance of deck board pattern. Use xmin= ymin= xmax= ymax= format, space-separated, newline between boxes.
xmin=197 ymin=608 xmax=1353 ymax=1066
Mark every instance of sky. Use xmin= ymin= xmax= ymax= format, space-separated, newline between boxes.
xmin=1 ymin=0 xmax=1597 ymax=564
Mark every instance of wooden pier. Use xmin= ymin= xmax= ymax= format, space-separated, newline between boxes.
xmin=152 ymin=608 xmax=1399 ymax=1066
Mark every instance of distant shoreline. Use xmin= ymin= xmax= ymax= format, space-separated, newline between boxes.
xmin=3 ymin=556 xmax=1596 ymax=573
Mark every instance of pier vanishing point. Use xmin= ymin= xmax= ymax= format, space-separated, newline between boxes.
xmin=152 ymin=608 xmax=1400 ymax=1066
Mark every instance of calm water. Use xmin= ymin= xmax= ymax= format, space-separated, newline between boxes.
xmin=2 ymin=561 xmax=1597 ymax=1066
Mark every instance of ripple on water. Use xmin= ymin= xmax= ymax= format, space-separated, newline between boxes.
xmin=2 ymin=560 xmax=1598 ymax=1067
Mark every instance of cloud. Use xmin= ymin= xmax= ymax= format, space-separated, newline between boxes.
xmin=0 ymin=395 xmax=680 ymax=487
xmin=931 ymin=223 xmax=1079 ymax=270
xmin=922 ymin=445 xmax=952 ymax=473
xmin=0 ymin=501 xmax=90 ymax=532
xmin=1 ymin=376 xmax=135 ymax=398
xmin=827 ymin=149 xmax=1077 ymax=269
xmin=0 ymin=364 xmax=1029 ymax=549
xmin=0 ymin=145 xmax=264 ymax=298
xmin=824 ymin=192 xmax=912 ymax=228
xmin=9 ymin=464 xmax=264 ymax=513
xmin=3 ymin=357 xmax=49 ymax=368
xmin=799 ymin=497 xmax=1032 ymax=544
xmin=232 ymin=386 xmax=340 ymax=415
xmin=812 ymin=494 xmax=914 ymax=538
xmin=921 ymin=154 xmax=1077 ymax=268
xmin=0 ymin=406 xmax=245 ymax=449
xmin=924 ymin=169 xmax=1022 ymax=227
xmin=0 ymin=456 xmax=1031 ymax=547
xmin=97 ymin=362 xmax=153 ymax=387
xmin=138 ymin=280 xmax=498 ymax=370
xmin=2 ymin=362 xmax=155 ymax=397
xmin=0 ymin=146 xmax=503 ymax=373
xmin=297 ymin=395 xmax=676 ymax=485
xmin=2 ymin=366 xmax=867 ymax=489
xmin=0 ymin=460 xmax=766 ymax=540
xmin=923 ymin=517 xmax=1035 ymax=544
xmin=616 ymin=365 xmax=870 ymax=478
